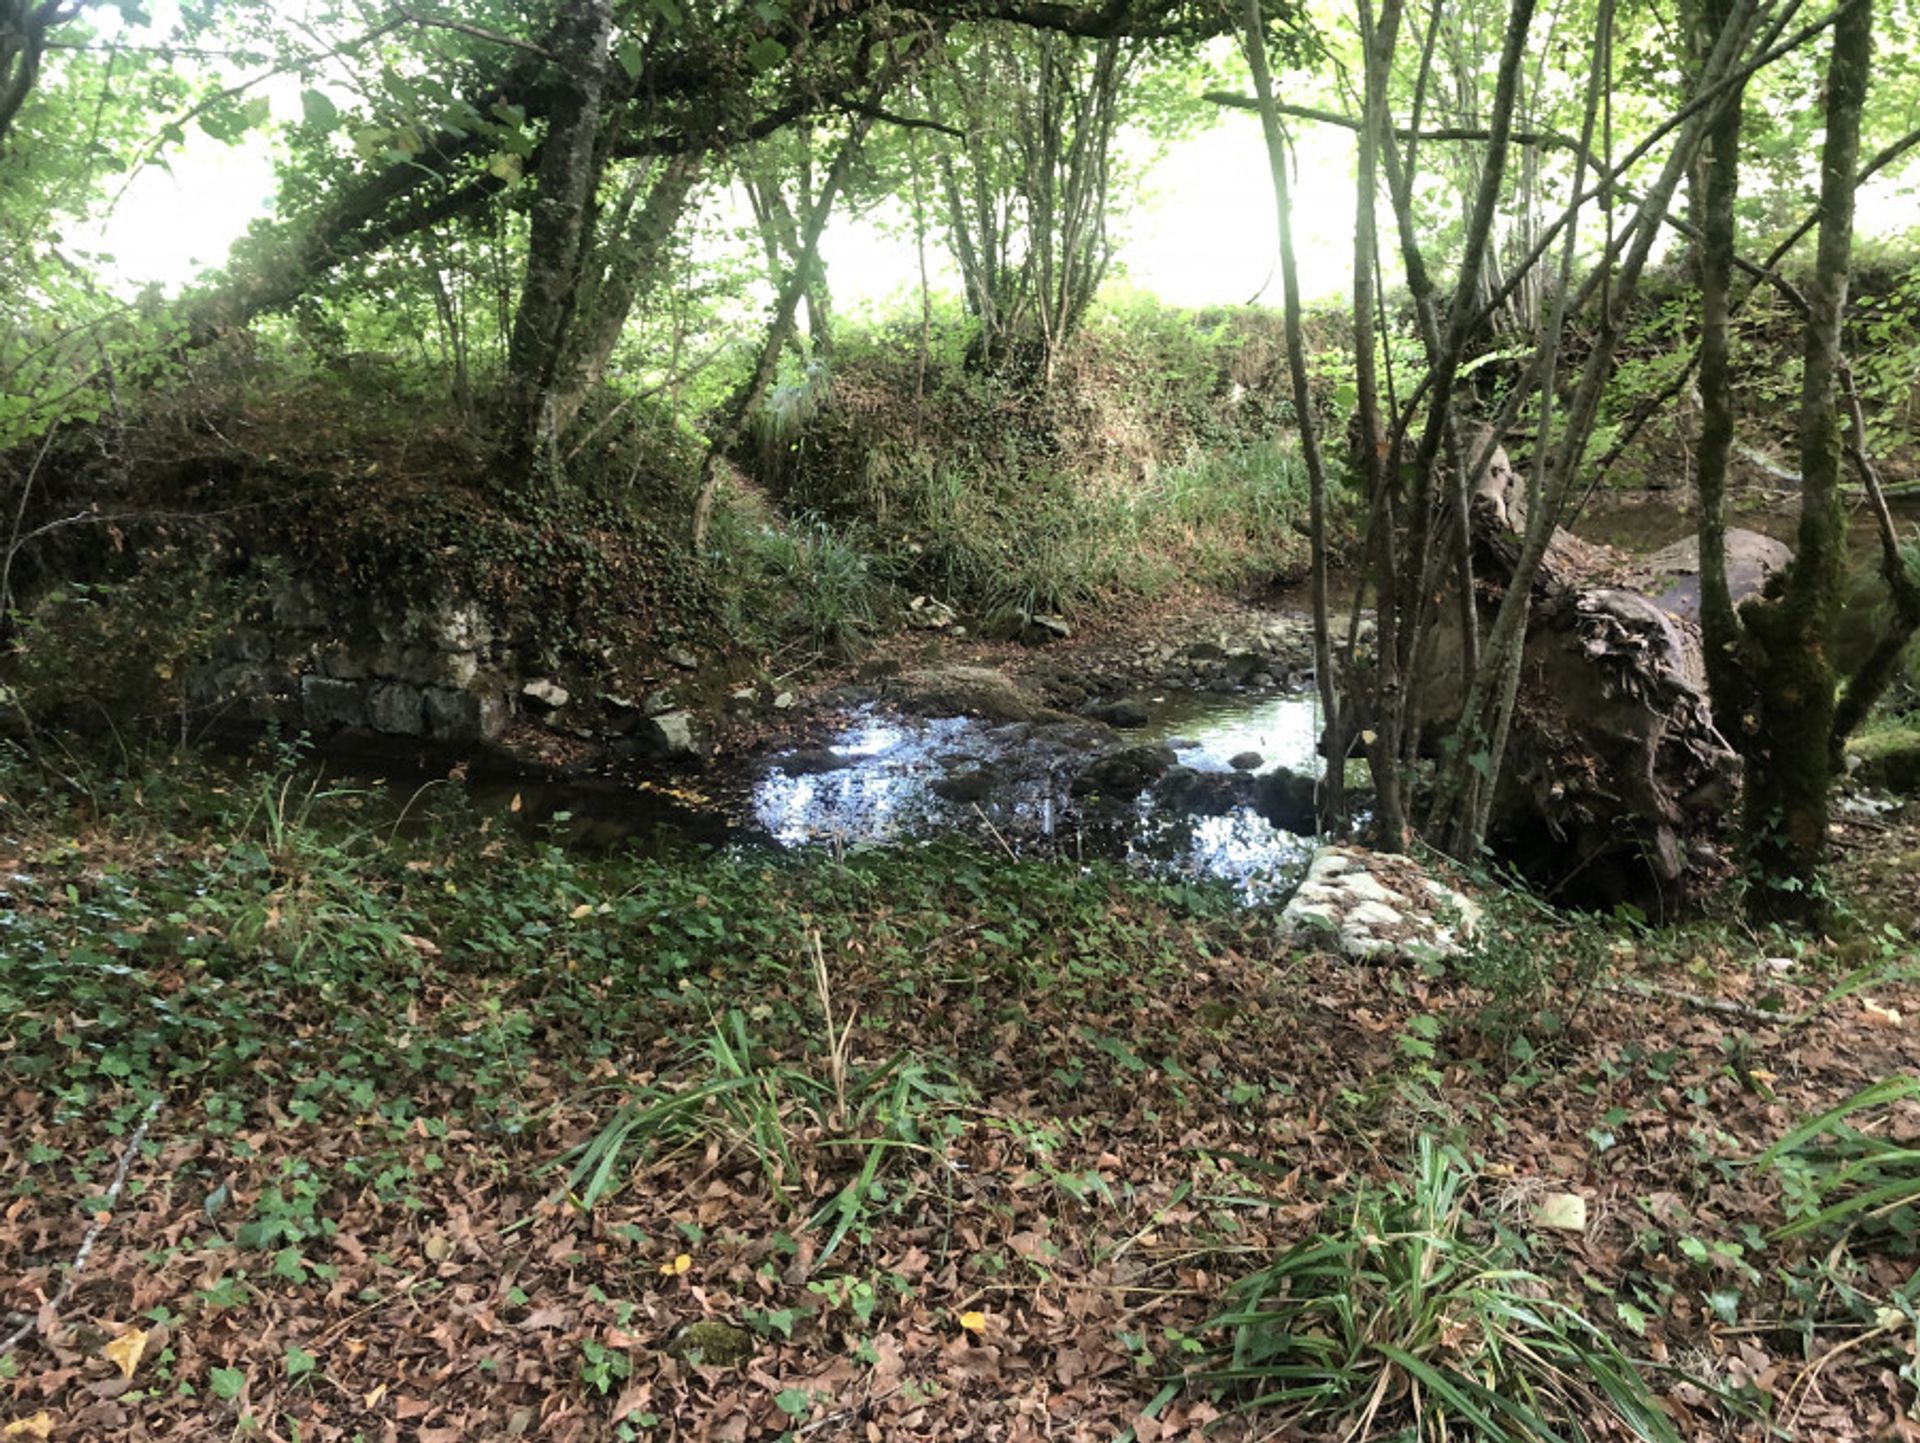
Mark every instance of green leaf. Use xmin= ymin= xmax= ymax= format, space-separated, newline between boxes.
xmin=774 ymin=1388 xmax=812 ymax=1418
xmin=209 ymin=1367 xmax=246 ymax=1401
xmin=301 ymin=89 xmax=341 ymax=131
xmin=746 ymin=36 xmax=788 ymax=71
xmin=285 ymin=1346 xmax=317 ymax=1379
xmin=616 ymin=37 xmax=646 ymax=80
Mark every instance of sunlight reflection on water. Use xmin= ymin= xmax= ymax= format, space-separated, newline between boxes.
xmin=752 ymin=694 xmax=1326 ymax=894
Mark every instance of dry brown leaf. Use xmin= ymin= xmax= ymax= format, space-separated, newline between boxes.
xmin=102 ymin=1326 xmax=148 ymax=1381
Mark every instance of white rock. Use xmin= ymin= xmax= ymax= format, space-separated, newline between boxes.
xmin=1280 ymin=845 xmax=1480 ymax=965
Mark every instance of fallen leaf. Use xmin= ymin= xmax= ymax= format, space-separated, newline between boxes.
xmin=1535 ymin=1193 xmax=1588 ymax=1233
xmin=2 ymin=1416 xmax=53 ymax=1440
xmin=958 ymin=1310 xmax=987 ymax=1333
xmin=660 ymin=1253 xmax=692 ymax=1276
xmin=103 ymin=1327 xmax=148 ymax=1380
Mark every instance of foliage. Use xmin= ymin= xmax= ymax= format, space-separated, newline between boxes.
xmin=3 ymin=544 xmax=265 ymax=728
xmin=709 ymin=501 xmax=894 ymax=657
xmin=1761 ymin=1076 xmax=1920 ymax=1253
xmin=750 ymin=299 xmax=1318 ymax=617
xmin=568 ymin=1006 xmax=964 ymax=1262
xmin=1204 ymin=1138 xmax=1679 ymax=1442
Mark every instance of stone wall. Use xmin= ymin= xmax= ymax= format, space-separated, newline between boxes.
xmin=185 ymin=575 xmax=714 ymax=762
xmin=190 ymin=579 xmax=510 ymax=743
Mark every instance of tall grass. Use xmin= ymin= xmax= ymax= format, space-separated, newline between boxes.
xmin=1202 ymin=1138 xmax=1679 ymax=1442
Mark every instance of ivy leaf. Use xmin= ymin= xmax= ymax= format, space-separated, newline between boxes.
xmin=209 ymin=1367 xmax=247 ymax=1401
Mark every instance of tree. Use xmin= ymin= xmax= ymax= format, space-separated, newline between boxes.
xmin=1690 ymin=0 xmax=1907 ymax=923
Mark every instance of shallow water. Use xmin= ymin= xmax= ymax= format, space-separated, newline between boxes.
xmin=752 ymin=692 xmax=1326 ymax=893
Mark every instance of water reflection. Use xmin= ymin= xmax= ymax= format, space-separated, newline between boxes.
xmin=751 ymin=693 xmax=1325 ymax=892
xmin=1141 ymin=692 xmax=1324 ymax=774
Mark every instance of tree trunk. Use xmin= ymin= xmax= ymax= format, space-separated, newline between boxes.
xmin=1691 ymin=0 xmax=1754 ymax=739
xmin=1243 ymin=0 xmax=1342 ymax=828
xmin=0 ymin=0 xmax=55 ymax=142
xmin=1349 ymin=0 xmax=1401 ymax=842
xmin=548 ymin=151 xmax=704 ymax=436
xmin=691 ymin=38 xmax=932 ymax=548
xmin=1740 ymin=0 xmax=1872 ymax=924
xmin=504 ymin=0 xmax=616 ymax=486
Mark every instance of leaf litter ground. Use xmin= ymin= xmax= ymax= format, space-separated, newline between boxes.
xmin=2 ymin=759 xmax=1918 ymax=1441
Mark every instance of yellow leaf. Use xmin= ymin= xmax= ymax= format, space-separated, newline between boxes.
xmin=660 ymin=1253 xmax=692 ymax=1276
xmin=509 ymin=792 xmax=523 ymax=813
xmin=3 ymin=1416 xmax=53 ymax=1440
xmin=569 ymin=903 xmax=594 ymax=920
xmin=365 ymin=1383 xmax=388 ymax=1409
xmin=104 ymin=1326 xmax=149 ymax=1380
xmin=958 ymin=1310 xmax=987 ymax=1333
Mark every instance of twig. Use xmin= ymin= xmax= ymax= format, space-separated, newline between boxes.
xmin=970 ymin=803 xmax=1018 ymax=861
xmin=796 ymin=1381 xmax=909 ymax=1436
xmin=0 ymin=1096 xmax=164 ymax=1358
xmin=1601 ymin=977 xmax=1804 ymax=1026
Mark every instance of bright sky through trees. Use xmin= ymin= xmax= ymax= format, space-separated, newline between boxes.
xmin=94 ymin=109 xmax=1360 ymax=307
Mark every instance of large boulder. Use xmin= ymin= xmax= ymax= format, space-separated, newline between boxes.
xmin=1070 ymin=745 xmax=1178 ymax=800
xmin=1253 ymin=765 xmax=1322 ymax=835
xmin=1636 ymin=530 xmax=1794 ymax=630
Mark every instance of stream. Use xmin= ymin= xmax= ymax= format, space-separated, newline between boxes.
xmin=443 ymin=686 xmax=1332 ymax=898
xmin=752 ymin=690 xmax=1327 ymax=895
xmin=362 ymin=490 xmax=1920 ymax=895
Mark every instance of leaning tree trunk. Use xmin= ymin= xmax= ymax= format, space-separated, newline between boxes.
xmin=1738 ymin=0 xmax=1872 ymax=924
xmin=690 ymin=37 xmax=931 ymax=549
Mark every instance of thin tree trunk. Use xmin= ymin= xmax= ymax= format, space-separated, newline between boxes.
xmin=1692 ymin=0 xmax=1753 ymax=738
xmin=549 ymin=151 xmax=704 ymax=435
xmin=1430 ymin=0 xmax=1751 ymax=851
xmin=1243 ymin=0 xmax=1341 ymax=830
xmin=691 ymin=40 xmax=929 ymax=548
xmin=1350 ymin=0 xmax=1402 ymax=842
xmin=1829 ymin=364 xmax=1920 ymax=752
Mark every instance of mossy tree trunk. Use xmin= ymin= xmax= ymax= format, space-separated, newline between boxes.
xmin=1737 ymin=0 xmax=1871 ymax=925
xmin=504 ymin=0 xmax=616 ymax=486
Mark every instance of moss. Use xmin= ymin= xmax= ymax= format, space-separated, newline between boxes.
xmin=668 ymin=1321 xmax=754 ymax=1367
